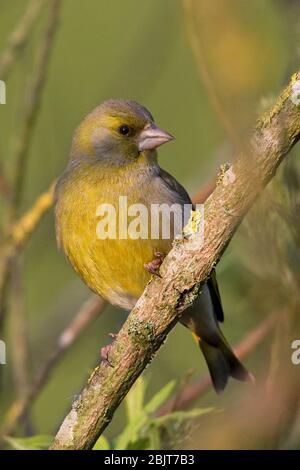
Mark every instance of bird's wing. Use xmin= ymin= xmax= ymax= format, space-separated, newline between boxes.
xmin=157 ymin=168 xmax=224 ymax=323
xmin=207 ymin=270 xmax=224 ymax=323
xmin=156 ymin=167 xmax=192 ymax=206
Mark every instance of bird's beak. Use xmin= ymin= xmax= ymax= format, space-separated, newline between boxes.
xmin=137 ymin=124 xmax=174 ymax=151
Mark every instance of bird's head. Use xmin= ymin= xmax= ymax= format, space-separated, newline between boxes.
xmin=70 ymin=99 xmax=174 ymax=165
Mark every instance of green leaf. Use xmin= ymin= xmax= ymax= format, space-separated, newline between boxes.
xmin=126 ymin=437 xmax=150 ymax=450
xmin=4 ymin=435 xmax=53 ymax=450
xmin=125 ymin=376 xmax=146 ymax=424
xmin=93 ymin=435 xmax=110 ymax=450
xmin=115 ymin=412 xmax=146 ymax=450
xmin=115 ymin=380 xmax=176 ymax=450
xmin=146 ymin=426 xmax=161 ymax=450
xmin=151 ymin=407 xmax=214 ymax=428
xmin=144 ymin=380 xmax=176 ymax=415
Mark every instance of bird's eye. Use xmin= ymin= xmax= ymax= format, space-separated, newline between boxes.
xmin=118 ymin=125 xmax=131 ymax=136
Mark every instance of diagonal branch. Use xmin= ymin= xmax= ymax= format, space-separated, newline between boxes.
xmin=0 ymin=182 xmax=55 ymax=328
xmin=1 ymin=182 xmax=55 ymax=256
xmin=50 ymin=72 xmax=300 ymax=450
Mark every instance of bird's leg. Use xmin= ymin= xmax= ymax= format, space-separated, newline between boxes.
xmin=100 ymin=333 xmax=118 ymax=367
xmin=144 ymin=251 xmax=166 ymax=278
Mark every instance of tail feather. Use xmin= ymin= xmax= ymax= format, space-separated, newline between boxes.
xmin=181 ymin=277 xmax=254 ymax=393
xmin=221 ymin=342 xmax=251 ymax=383
xmin=199 ymin=341 xmax=230 ymax=393
xmin=199 ymin=339 xmax=252 ymax=394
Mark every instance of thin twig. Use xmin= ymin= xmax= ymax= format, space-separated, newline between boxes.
xmin=50 ymin=71 xmax=300 ymax=449
xmin=0 ymin=182 xmax=55 ymax=329
xmin=0 ymin=295 xmax=106 ymax=440
xmin=9 ymin=262 xmax=30 ymax=397
xmin=11 ymin=0 xmax=61 ymax=214
xmin=168 ymin=369 xmax=194 ymax=413
xmin=0 ymin=0 xmax=61 ymax=341
xmin=9 ymin=261 xmax=33 ymax=434
xmin=182 ymin=0 xmax=244 ymax=152
xmin=0 ymin=163 xmax=11 ymax=200
xmin=3 ymin=181 xmax=55 ymax=253
xmin=0 ymin=0 xmax=43 ymax=80
xmin=3 ymin=0 xmax=60 ymax=399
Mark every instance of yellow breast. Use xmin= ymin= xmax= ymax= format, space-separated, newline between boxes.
xmin=55 ymin=161 xmax=172 ymax=309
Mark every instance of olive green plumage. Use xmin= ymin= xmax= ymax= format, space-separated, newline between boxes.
xmin=55 ymin=99 xmax=252 ymax=393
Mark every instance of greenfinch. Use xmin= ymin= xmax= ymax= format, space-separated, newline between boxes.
xmin=55 ymin=99 xmax=251 ymax=393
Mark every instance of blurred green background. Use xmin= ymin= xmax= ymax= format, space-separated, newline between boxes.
xmin=0 ymin=0 xmax=299 ymax=448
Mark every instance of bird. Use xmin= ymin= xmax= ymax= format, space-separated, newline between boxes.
xmin=55 ymin=99 xmax=252 ymax=393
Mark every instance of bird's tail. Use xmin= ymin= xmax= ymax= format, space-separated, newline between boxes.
xmin=198 ymin=336 xmax=252 ymax=394
xmin=180 ymin=274 xmax=254 ymax=394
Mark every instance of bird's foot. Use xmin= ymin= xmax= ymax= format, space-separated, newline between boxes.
xmin=144 ymin=252 xmax=166 ymax=278
xmin=100 ymin=333 xmax=118 ymax=367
